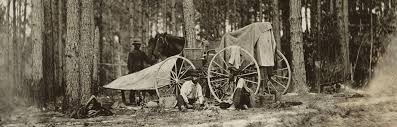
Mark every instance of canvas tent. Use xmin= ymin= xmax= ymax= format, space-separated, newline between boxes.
xmin=103 ymin=55 xmax=178 ymax=90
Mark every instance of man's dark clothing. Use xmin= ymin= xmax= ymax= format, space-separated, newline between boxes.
xmin=127 ymin=49 xmax=152 ymax=73
xmin=233 ymin=88 xmax=252 ymax=109
xmin=122 ymin=48 xmax=153 ymax=105
xmin=176 ymin=95 xmax=196 ymax=108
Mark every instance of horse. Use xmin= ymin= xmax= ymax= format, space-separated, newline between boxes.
xmin=147 ymin=33 xmax=186 ymax=61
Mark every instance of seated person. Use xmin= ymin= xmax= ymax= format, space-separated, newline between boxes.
xmin=229 ymin=78 xmax=253 ymax=110
xmin=176 ymin=70 xmax=204 ymax=111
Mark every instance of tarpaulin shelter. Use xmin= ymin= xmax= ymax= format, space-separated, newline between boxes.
xmin=103 ymin=55 xmax=179 ymax=90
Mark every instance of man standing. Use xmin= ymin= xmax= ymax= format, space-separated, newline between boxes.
xmin=122 ymin=39 xmax=154 ymax=105
xmin=177 ymin=70 xmax=204 ymax=111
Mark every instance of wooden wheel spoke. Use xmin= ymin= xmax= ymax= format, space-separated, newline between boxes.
xmin=277 ymin=58 xmax=284 ymax=63
xmin=157 ymin=77 xmax=174 ymax=82
xmin=212 ymin=61 xmax=230 ymax=74
xmin=271 ymin=77 xmax=287 ymax=89
xmin=178 ymin=60 xmax=185 ymax=77
xmin=242 ymin=61 xmax=254 ymax=71
xmin=170 ymin=70 xmax=178 ymax=79
xmin=166 ymin=85 xmax=174 ymax=94
xmin=179 ymin=66 xmax=191 ymax=78
xmin=245 ymin=79 xmax=258 ymax=84
xmin=273 ymin=75 xmax=289 ymax=80
xmin=237 ymin=72 xmax=257 ymax=77
xmin=218 ymin=55 xmax=229 ymax=69
xmin=274 ymin=67 xmax=288 ymax=72
xmin=268 ymin=81 xmax=280 ymax=93
xmin=210 ymin=71 xmax=229 ymax=77
xmin=210 ymin=78 xmax=228 ymax=83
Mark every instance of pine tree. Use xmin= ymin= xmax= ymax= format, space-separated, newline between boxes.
xmin=65 ymin=0 xmax=81 ymax=109
xmin=289 ymin=0 xmax=308 ymax=94
xmin=182 ymin=0 xmax=196 ymax=48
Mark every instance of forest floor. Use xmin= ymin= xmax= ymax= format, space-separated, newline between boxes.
xmin=1 ymin=89 xmax=397 ymax=127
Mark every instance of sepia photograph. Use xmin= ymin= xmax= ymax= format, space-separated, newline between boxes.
xmin=0 ymin=0 xmax=396 ymax=126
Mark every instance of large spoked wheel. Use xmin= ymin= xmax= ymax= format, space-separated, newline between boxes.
xmin=155 ymin=56 xmax=196 ymax=98
xmin=263 ymin=50 xmax=292 ymax=95
xmin=207 ymin=46 xmax=261 ymax=102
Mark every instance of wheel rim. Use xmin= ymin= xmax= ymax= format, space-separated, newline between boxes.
xmin=207 ymin=46 xmax=261 ymax=102
xmin=263 ymin=50 xmax=292 ymax=94
xmin=155 ymin=56 xmax=196 ymax=98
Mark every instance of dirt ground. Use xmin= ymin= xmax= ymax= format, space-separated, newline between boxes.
xmin=1 ymin=91 xmax=396 ymax=127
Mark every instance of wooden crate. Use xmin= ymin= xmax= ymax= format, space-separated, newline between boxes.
xmin=184 ymin=48 xmax=204 ymax=68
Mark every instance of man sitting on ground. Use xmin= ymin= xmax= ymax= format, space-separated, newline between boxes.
xmin=228 ymin=78 xmax=253 ymax=110
xmin=176 ymin=70 xmax=204 ymax=111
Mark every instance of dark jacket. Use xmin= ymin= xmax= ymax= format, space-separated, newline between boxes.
xmin=127 ymin=49 xmax=153 ymax=74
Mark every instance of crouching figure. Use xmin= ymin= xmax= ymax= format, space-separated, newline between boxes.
xmin=176 ymin=70 xmax=204 ymax=111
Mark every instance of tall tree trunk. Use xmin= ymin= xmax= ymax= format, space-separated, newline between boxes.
xmin=43 ymin=0 xmax=54 ymax=104
xmin=5 ymin=0 xmax=11 ymax=98
xmin=51 ymin=0 xmax=61 ymax=100
xmin=182 ymin=0 xmax=196 ymax=48
xmin=137 ymin=0 xmax=143 ymax=41
xmin=311 ymin=0 xmax=322 ymax=92
xmin=65 ymin=0 xmax=81 ymax=110
xmin=80 ymin=0 xmax=94 ymax=103
xmin=329 ymin=0 xmax=334 ymax=14
xmin=289 ymin=0 xmax=308 ymax=94
xmin=336 ymin=0 xmax=351 ymax=80
xmin=129 ymin=0 xmax=135 ymax=40
xmin=92 ymin=27 xmax=100 ymax=94
xmin=171 ymin=0 xmax=177 ymax=34
xmin=163 ymin=0 xmax=167 ymax=32
xmin=31 ymin=0 xmax=44 ymax=106
xmin=12 ymin=0 xmax=17 ymax=95
xmin=58 ymin=0 xmax=66 ymax=98
xmin=21 ymin=0 xmax=28 ymax=98
xmin=258 ymin=0 xmax=263 ymax=22
xmin=272 ymin=0 xmax=281 ymax=50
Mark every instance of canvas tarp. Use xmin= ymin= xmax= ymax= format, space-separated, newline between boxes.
xmin=103 ymin=55 xmax=178 ymax=90
xmin=218 ymin=22 xmax=276 ymax=66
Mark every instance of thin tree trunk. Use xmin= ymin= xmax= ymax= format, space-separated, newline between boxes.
xmin=129 ymin=0 xmax=135 ymax=40
xmin=182 ymin=0 xmax=196 ymax=48
xmin=312 ymin=0 xmax=322 ymax=92
xmin=171 ymin=0 xmax=177 ymax=34
xmin=137 ymin=0 xmax=143 ymax=41
xmin=31 ymin=0 xmax=44 ymax=107
xmin=80 ymin=0 xmax=94 ymax=103
xmin=5 ymin=0 xmax=11 ymax=98
xmin=289 ymin=0 xmax=308 ymax=94
xmin=92 ymin=27 xmax=100 ymax=94
xmin=163 ymin=0 xmax=167 ymax=32
xmin=12 ymin=0 xmax=17 ymax=95
xmin=258 ymin=0 xmax=263 ymax=22
xmin=272 ymin=0 xmax=281 ymax=50
xmin=43 ymin=0 xmax=55 ymax=104
xmin=65 ymin=0 xmax=81 ymax=110
xmin=336 ymin=0 xmax=351 ymax=80
xmin=21 ymin=0 xmax=28 ymax=98
xmin=51 ymin=0 xmax=60 ymax=101
xmin=58 ymin=0 xmax=66 ymax=98
xmin=330 ymin=0 xmax=334 ymax=14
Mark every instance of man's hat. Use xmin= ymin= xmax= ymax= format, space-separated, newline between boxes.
xmin=131 ymin=38 xmax=142 ymax=45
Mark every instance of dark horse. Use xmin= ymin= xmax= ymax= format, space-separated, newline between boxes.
xmin=147 ymin=33 xmax=186 ymax=61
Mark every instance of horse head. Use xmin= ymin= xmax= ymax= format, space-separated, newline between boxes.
xmin=147 ymin=33 xmax=185 ymax=61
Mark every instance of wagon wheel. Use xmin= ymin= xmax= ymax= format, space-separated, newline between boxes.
xmin=155 ymin=56 xmax=196 ymax=98
xmin=263 ymin=50 xmax=292 ymax=95
xmin=207 ymin=46 xmax=261 ymax=102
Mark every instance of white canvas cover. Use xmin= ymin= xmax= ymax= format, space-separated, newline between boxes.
xmin=103 ymin=55 xmax=178 ymax=90
xmin=218 ymin=22 xmax=276 ymax=66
